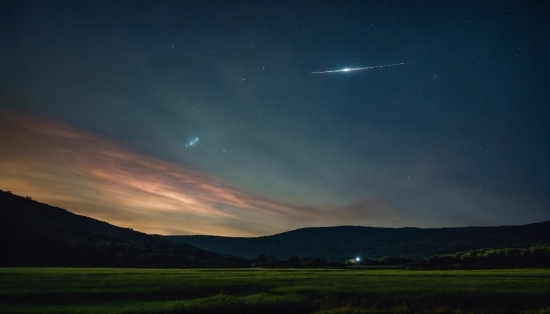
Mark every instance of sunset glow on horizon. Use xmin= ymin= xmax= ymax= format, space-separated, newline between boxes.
xmin=0 ymin=1 xmax=548 ymax=236
xmin=0 ymin=112 xmax=406 ymax=236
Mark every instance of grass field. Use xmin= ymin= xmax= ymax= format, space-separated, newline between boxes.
xmin=0 ymin=268 xmax=549 ymax=313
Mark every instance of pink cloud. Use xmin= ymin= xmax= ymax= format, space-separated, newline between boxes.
xmin=0 ymin=112 xmax=402 ymax=236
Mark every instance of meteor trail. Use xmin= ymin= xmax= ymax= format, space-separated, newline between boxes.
xmin=312 ymin=62 xmax=405 ymax=74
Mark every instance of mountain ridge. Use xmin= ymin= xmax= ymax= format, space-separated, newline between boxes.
xmin=164 ymin=221 xmax=550 ymax=261
xmin=2 ymin=189 xmax=547 ymax=265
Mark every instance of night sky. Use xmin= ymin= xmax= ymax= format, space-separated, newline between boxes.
xmin=1 ymin=1 xmax=548 ymax=236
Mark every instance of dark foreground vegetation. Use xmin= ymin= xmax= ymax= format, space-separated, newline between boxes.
xmin=419 ymin=246 xmax=550 ymax=267
xmin=347 ymin=246 xmax=550 ymax=268
xmin=1 ymin=268 xmax=549 ymax=313
xmin=251 ymin=245 xmax=550 ymax=268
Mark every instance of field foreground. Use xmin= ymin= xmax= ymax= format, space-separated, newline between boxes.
xmin=1 ymin=268 xmax=549 ymax=313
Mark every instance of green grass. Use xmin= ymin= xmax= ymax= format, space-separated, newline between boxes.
xmin=1 ymin=268 xmax=549 ymax=313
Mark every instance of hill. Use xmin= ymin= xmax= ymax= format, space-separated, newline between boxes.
xmin=0 ymin=190 xmax=240 ymax=267
xmin=165 ymin=221 xmax=550 ymax=261
xmin=2 ymin=188 xmax=548 ymax=266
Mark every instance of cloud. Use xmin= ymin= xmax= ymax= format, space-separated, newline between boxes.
xmin=0 ymin=111 xmax=402 ymax=236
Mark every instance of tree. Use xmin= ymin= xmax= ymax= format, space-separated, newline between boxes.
xmin=287 ymin=256 xmax=301 ymax=267
xmin=255 ymin=254 xmax=268 ymax=267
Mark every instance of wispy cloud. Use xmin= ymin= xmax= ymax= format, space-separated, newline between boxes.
xmin=0 ymin=111 xmax=401 ymax=236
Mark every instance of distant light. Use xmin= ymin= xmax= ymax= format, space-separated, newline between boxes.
xmin=355 ymin=257 xmax=361 ymax=262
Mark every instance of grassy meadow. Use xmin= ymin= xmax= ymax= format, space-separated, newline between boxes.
xmin=1 ymin=268 xmax=549 ymax=313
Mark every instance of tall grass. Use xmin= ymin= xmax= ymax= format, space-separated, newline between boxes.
xmin=1 ymin=268 xmax=549 ymax=313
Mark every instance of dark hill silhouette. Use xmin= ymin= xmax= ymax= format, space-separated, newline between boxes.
xmin=165 ymin=221 xmax=550 ymax=261
xmin=0 ymin=190 xmax=237 ymax=267
xmin=2 ymin=189 xmax=548 ymax=266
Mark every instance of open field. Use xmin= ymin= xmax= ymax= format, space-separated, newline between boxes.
xmin=1 ymin=268 xmax=549 ymax=313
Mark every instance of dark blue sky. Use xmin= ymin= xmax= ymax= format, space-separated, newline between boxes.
xmin=0 ymin=1 xmax=548 ymax=235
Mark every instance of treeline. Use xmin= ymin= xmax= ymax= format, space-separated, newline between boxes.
xmin=1 ymin=233 xmax=251 ymax=268
xmin=338 ymin=246 xmax=550 ymax=268
xmin=2 ymin=232 xmax=341 ymax=268
xmin=355 ymin=256 xmax=414 ymax=266
xmin=250 ymin=254 xmax=343 ymax=268
xmin=418 ymin=246 xmax=550 ymax=267
xmin=3 ymin=236 xmax=549 ymax=268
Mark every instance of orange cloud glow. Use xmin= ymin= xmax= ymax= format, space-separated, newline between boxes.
xmin=0 ymin=112 xmax=401 ymax=236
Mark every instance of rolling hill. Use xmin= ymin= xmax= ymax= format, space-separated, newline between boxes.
xmin=2 ymin=188 xmax=548 ymax=266
xmin=165 ymin=221 xmax=550 ymax=261
xmin=0 ymin=190 xmax=239 ymax=267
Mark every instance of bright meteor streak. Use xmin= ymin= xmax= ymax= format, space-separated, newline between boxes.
xmin=312 ymin=62 xmax=405 ymax=74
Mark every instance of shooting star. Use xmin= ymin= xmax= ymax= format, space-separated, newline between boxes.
xmin=185 ymin=137 xmax=199 ymax=147
xmin=312 ymin=62 xmax=405 ymax=74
